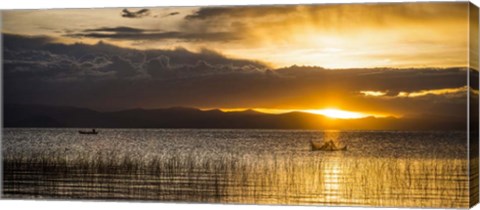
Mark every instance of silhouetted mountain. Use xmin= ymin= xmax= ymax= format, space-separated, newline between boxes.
xmin=3 ymin=104 xmax=466 ymax=130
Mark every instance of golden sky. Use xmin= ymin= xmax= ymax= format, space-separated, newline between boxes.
xmin=2 ymin=2 xmax=470 ymax=68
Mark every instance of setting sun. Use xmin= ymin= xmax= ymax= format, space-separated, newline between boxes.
xmin=303 ymin=109 xmax=369 ymax=119
xmin=216 ymin=108 xmax=377 ymax=119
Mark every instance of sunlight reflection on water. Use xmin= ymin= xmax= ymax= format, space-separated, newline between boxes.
xmin=2 ymin=128 xmax=470 ymax=208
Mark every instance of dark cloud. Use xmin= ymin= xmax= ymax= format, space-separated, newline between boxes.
xmin=84 ymin=27 xmax=148 ymax=34
xmin=185 ymin=3 xmax=466 ymax=21
xmin=185 ymin=6 xmax=298 ymax=20
xmin=180 ymin=3 xmax=468 ymax=45
xmin=3 ymin=33 xmax=467 ymax=120
xmin=2 ymin=34 xmax=53 ymax=50
xmin=121 ymin=9 xmax=150 ymax=18
xmin=68 ymin=30 xmax=240 ymax=42
xmin=164 ymin=12 xmax=180 ymax=17
xmin=3 ymin=33 xmax=266 ymax=80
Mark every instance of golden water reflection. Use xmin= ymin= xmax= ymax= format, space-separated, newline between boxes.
xmin=2 ymin=129 xmax=470 ymax=208
xmin=223 ymin=155 xmax=468 ymax=208
xmin=323 ymin=159 xmax=341 ymax=202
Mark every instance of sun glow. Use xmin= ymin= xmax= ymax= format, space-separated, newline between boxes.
xmin=213 ymin=108 xmax=379 ymax=119
xmin=302 ymin=109 xmax=369 ymax=119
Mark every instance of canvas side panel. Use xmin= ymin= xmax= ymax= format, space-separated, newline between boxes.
xmin=0 ymin=10 xmax=3 ymax=199
xmin=469 ymin=2 xmax=479 ymax=208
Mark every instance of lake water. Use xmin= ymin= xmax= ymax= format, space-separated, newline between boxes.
xmin=1 ymin=128 xmax=470 ymax=208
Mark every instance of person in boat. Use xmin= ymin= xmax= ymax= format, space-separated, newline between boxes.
xmin=321 ymin=140 xmax=337 ymax=150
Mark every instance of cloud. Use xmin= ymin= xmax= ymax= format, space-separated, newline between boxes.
xmin=179 ymin=2 xmax=469 ymax=64
xmin=185 ymin=6 xmax=298 ymax=20
xmin=121 ymin=9 xmax=151 ymax=18
xmin=2 ymin=3 xmax=469 ymax=69
xmin=3 ymin=33 xmax=467 ymax=120
xmin=67 ymin=28 xmax=240 ymax=42
xmin=3 ymin=33 xmax=267 ymax=80
xmin=185 ymin=3 xmax=465 ymax=22
xmin=360 ymin=87 xmax=467 ymax=98
xmin=397 ymin=87 xmax=467 ymax=98
xmin=164 ymin=12 xmax=180 ymax=17
xmin=84 ymin=27 xmax=148 ymax=33
xmin=360 ymin=91 xmax=387 ymax=97
xmin=2 ymin=34 xmax=54 ymax=50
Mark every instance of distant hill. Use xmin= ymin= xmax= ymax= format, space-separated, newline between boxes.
xmin=3 ymin=104 xmax=466 ymax=130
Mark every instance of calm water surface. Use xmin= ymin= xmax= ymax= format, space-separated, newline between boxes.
xmin=2 ymin=128 xmax=469 ymax=208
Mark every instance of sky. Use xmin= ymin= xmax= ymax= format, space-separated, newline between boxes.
xmin=1 ymin=2 xmax=475 ymax=123
xmin=2 ymin=2 xmax=470 ymax=68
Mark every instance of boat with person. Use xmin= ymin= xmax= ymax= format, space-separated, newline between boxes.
xmin=311 ymin=140 xmax=347 ymax=151
xmin=78 ymin=129 xmax=98 ymax=135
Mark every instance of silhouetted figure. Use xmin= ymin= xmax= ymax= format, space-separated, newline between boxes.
xmin=321 ymin=140 xmax=336 ymax=150
xmin=311 ymin=140 xmax=347 ymax=151
xmin=79 ymin=129 xmax=98 ymax=134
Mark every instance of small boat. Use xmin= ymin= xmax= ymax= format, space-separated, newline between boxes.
xmin=79 ymin=129 xmax=98 ymax=135
xmin=311 ymin=140 xmax=347 ymax=151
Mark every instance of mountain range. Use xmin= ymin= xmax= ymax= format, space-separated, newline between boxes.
xmin=3 ymin=104 xmax=466 ymax=130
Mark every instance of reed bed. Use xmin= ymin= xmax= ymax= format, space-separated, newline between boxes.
xmin=2 ymin=150 xmax=469 ymax=208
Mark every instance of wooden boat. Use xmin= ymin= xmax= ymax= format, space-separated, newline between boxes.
xmin=311 ymin=140 xmax=347 ymax=151
xmin=79 ymin=129 xmax=98 ymax=135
